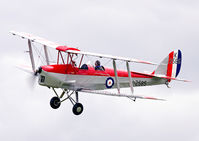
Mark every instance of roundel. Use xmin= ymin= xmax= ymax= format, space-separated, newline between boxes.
xmin=106 ymin=77 xmax=114 ymax=88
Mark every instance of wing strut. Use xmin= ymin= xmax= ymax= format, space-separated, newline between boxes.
xmin=126 ymin=61 xmax=134 ymax=94
xmin=43 ymin=45 xmax=50 ymax=65
xmin=28 ymin=39 xmax=35 ymax=72
xmin=113 ymin=59 xmax=120 ymax=94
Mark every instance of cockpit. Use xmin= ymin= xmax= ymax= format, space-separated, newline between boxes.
xmin=79 ymin=64 xmax=105 ymax=71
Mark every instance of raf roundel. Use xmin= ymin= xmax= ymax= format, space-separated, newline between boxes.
xmin=106 ymin=77 xmax=114 ymax=88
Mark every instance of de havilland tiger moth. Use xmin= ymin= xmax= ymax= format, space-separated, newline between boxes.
xmin=10 ymin=31 xmax=189 ymax=115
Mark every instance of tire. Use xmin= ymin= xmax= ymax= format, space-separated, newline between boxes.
xmin=50 ymin=97 xmax=61 ymax=109
xmin=72 ymin=103 xmax=83 ymax=115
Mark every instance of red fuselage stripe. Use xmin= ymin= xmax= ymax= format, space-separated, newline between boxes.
xmin=41 ymin=64 xmax=152 ymax=78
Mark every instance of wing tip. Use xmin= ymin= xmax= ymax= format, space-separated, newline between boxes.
xmin=142 ymin=96 xmax=166 ymax=101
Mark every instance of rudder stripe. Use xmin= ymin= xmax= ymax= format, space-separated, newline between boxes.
xmin=166 ymin=51 xmax=174 ymax=77
xmin=176 ymin=50 xmax=182 ymax=77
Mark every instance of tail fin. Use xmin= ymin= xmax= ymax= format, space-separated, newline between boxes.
xmin=153 ymin=50 xmax=182 ymax=78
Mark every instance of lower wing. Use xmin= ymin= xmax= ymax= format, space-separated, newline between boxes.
xmin=78 ymin=89 xmax=165 ymax=101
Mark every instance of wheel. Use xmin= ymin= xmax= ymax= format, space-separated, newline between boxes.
xmin=50 ymin=97 xmax=61 ymax=109
xmin=72 ymin=103 xmax=83 ymax=115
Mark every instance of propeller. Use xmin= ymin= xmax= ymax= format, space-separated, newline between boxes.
xmin=28 ymin=67 xmax=43 ymax=89
xmin=27 ymin=73 xmax=38 ymax=89
xmin=34 ymin=67 xmax=42 ymax=76
xmin=15 ymin=65 xmax=42 ymax=89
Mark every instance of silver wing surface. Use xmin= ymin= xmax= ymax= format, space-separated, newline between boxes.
xmin=79 ymin=89 xmax=165 ymax=101
xmin=10 ymin=30 xmax=158 ymax=65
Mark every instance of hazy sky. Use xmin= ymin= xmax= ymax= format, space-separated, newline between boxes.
xmin=0 ymin=0 xmax=199 ymax=141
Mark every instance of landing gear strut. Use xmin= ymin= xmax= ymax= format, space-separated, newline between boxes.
xmin=50 ymin=88 xmax=84 ymax=115
xmin=72 ymin=92 xmax=83 ymax=115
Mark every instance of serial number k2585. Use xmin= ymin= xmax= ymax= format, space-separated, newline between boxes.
xmin=132 ymin=80 xmax=147 ymax=86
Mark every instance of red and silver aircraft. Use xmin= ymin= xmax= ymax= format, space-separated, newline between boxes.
xmin=10 ymin=31 xmax=188 ymax=115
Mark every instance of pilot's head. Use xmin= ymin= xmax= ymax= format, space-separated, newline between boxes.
xmin=95 ymin=60 xmax=100 ymax=66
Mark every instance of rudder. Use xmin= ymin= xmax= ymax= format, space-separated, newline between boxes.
xmin=154 ymin=50 xmax=182 ymax=78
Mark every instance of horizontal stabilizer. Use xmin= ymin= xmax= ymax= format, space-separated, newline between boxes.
xmin=153 ymin=74 xmax=190 ymax=82
xmin=142 ymin=73 xmax=190 ymax=82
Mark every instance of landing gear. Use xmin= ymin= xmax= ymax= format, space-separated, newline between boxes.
xmin=50 ymin=88 xmax=84 ymax=115
xmin=50 ymin=97 xmax=61 ymax=109
xmin=72 ymin=103 xmax=83 ymax=115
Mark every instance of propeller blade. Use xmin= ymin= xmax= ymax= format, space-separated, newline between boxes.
xmin=26 ymin=74 xmax=38 ymax=89
xmin=15 ymin=64 xmax=41 ymax=90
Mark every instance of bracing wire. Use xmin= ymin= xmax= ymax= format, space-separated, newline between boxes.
xmin=32 ymin=43 xmax=46 ymax=66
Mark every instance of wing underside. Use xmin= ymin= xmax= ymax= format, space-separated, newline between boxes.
xmin=79 ymin=89 xmax=165 ymax=101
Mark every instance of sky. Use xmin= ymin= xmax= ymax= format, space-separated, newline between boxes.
xmin=0 ymin=0 xmax=199 ymax=141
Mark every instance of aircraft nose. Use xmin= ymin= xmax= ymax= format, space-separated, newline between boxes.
xmin=37 ymin=67 xmax=42 ymax=74
xmin=34 ymin=67 xmax=42 ymax=75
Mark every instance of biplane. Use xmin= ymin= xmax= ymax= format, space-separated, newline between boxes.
xmin=10 ymin=31 xmax=188 ymax=115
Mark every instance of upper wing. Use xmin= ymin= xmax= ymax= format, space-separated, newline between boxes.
xmin=10 ymin=30 xmax=157 ymax=65
xmin=10 ymin=30 xmax=60 ymax=48
xmin=67 ymin=50 xmax=158 ymax=65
